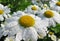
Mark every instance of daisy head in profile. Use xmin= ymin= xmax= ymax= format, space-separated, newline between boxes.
xmin=38 ymin=9 xmax=60 ymax=27
xmin=0 ymin=4 xmax=11 ymax=21
xmin=49 ymin=0 xmax=60 ymax=12
xmin=24 ymin=5 xmax=41 ymax=15
xmin=3 ymin=11 xmax=48 ymax=41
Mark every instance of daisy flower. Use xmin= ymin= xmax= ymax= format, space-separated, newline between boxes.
xmin=37 ymin=9 xmax=60 ymax=27
xmin=3 ymin=11 xmax=48 ymax=41
xmin=49 ymin=0 xmax=60 ymax=12
xmin=0 ymin=4 xmax=11 ymax=21
xmin=24 ymin=5 xmax=41 ymax=15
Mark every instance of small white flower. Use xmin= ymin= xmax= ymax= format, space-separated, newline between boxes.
xmin=48 ymin=32 xmax=56 ymax=41
xmin=49 ymin=0 xmax=60 ymax=12
xmin=38 ymin=9 xmax=60 ymax=27
xmin=0 ymin=4 xmax=11 ymax=21
xmin=42 ymin=4 xmax=49 ymax=10
xmin=24 ymin=5 xmax=41 ymax=15
xmin=3 ymin=11 xmax=48 ymax=41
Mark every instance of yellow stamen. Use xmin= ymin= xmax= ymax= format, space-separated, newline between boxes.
xmin=56 ymin=2 xmax=60 ymax=6
xmin=49 ymin=32 xmax=54 ymax=35
xmin=0 ymin=9 xmax=4 ymax=15
xmin=44 ymin=10 xmax=54 ymax=18
xmin=19 ymin=15 xmax=35 ymax=27
xmin=31 ymin=5 xmax=38 ymax=11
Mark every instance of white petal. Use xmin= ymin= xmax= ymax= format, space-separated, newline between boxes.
xmin=3 ymin=14 xmax=8 ymax=19
xmin=0 ymin=4 xmax=4 ymax=9
xmin=0 ymin=15 xmax=4 ymax=21
xmin=23 ymin=27 xmax=38 ymax=41
xmin=0 ymin=28 xmax=3 ymax=38
xmin=12 ymin=11 xmax=24 ymax=17
xmin=6 ymin=16 xmax=19 ymax=23
xmin=35 ymin=23 xmax=47 ymax=39
xmin=50 ymin=35 xmax=56 ymax=41
xmin=53 ymin=11 xmax=60 ymax=24
xmin=7 ymin=14 xmax=11 ymax=18
xmin=5 ymin=21 xmax=18 ymax=28
xmin=3 ymin=30 xmax=9 ymax=36
xmin=15 ymin=32 xmax=22 ymax=41
xmin=4 ymin=6 xmax=10 ymax=13
xmin=49 ymin=18 xmax=56 ymax=27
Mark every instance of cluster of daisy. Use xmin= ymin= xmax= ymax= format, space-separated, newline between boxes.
xmin=0 ymin=0 xmax=60 ymax=41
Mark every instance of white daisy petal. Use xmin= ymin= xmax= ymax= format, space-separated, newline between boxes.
xmin=16 ymin=32 xmax=23 ymax=41
xmin=6 ymin=16 xmax=19 ymax=23
xmin=7 ymin=14 xmax=11 ymax=18
xmin=23 ymin=27 xmax=38 ymax=41
xmin=12 ymin=11 xmax=24 ymax=17
xmin=0 ymin=4 xmax=4 ymax=9
xmin=53 ymin=11 xmax=60 ymax=24
xmin=4 ymin=6 xmax=10 ymax=14
xmin=0 ymin=27 xmax=3 ymax=38
xmin=0 ymin=15 xmax=4 ymax=21
xmin=3 ymin=14 xmax=8 ymax=19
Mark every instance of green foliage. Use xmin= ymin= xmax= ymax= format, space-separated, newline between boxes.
xmin=50 ymin=24 xmax=60 ymax=33
xmin=0 ymin=0 xmax=32 ymax=14
xmin=49 ymin=24 xmax=60 ymax=38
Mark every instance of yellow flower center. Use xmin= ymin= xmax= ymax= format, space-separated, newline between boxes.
xmin=19 ymin=15 xmax=35 ymax=27
xmin=0 ymin=9 xmax=4 ymax=15
xmin=49 ymin=32 xmax=54 ymax=35
xmin=31 ymin=5 xmax=38 ymax=11
xmin=44 ymin=10 xmax=54 ymax=18
xmin=56 ymin=2 xmax=60 ymax=6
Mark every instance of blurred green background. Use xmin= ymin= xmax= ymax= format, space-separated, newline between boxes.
xmin=0 ymin=0 xmax=32 ymax=14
